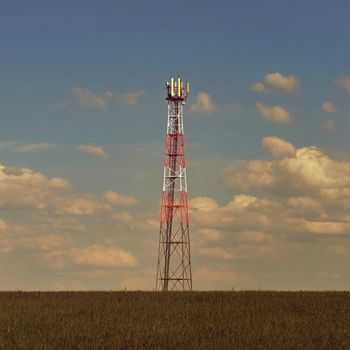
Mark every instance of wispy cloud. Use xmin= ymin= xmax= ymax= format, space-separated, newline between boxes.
xmin=116 ymin=91 xmax=145 ymax=106
xmin=17 ymin=143 xmax=55 ymax=153
xmin=76 ymin=144 xmax=108 ymax=159
xmin=322 ymin=119 xmax=335 ymax=133
xmin=70 ymin=87 xmax=145 ymax=110
xmin=72 ymin=87 xmax=113 ymax=110
xmin=70 ymin=244 xmax=137 ymax=268
xmin=0 ymin=141 xmax=17 ymax=149
xmin=0 ymin=141 xmax=56 ymax=153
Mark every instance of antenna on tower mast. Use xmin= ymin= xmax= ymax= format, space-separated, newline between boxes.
xmin=156 ymin=76 xmax=192 ymax=291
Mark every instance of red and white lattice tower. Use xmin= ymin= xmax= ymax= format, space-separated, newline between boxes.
xmin=156 ymin=76 xmax=192 ymax=291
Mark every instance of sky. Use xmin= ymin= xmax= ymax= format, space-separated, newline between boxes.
xmin=1 ymin=0 xmax=350 ymax=290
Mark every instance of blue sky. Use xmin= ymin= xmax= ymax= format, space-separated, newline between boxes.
xmin=1 ymin=0 xmax=350 ymax=290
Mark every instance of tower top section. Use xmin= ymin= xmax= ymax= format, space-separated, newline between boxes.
xmin=166 ymin=76 xmax=189 ymax=101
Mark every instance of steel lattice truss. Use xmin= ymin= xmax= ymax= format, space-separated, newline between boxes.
xmin=156 ymin=77 xmax=192 ymax=291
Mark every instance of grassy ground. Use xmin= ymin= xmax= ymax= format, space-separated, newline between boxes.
xmin=0 ymin=291 xmax=349 ymax=349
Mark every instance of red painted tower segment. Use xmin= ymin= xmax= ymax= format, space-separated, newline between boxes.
xmin=156 ymin=77 xmax=192 ymax=291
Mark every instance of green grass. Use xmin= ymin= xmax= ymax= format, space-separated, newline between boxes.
xmin=0 ymin=291 xmax=349 ymax=349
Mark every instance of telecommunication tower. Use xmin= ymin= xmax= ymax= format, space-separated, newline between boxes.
xmin=156 ymin=77 xmax=192 ymax=291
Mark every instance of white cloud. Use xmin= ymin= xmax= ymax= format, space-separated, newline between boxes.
xmin=226 ymin=194 xmax=258 ymax=209
xmin=262 ymin=136 xmax=296 ymax=158
xmin=16 ymin=234 xmax=72 ymax=251
xmin=53 ymin=196 xmax=111 ymax=216
xmin=222 ymin=160 xmax=275 ymax=193
xmin=0 ymin=162 xmax=136 ymax=223
xmin=302 ymin=220 xmax=349 ymax=235
xmin=217 ymin=140 xmax=350 ymax=241
xmin=111 ymin=211 xmax=133 ymax=224
xmin=76 ymin=144 xmax=108 ymax=159
xmin=322 ymin=101 xmax=339 ymax=114
xmin=336 ymin=77 xmax=350 ymax=94
xmin=189 ymin=146 xmax=350 ymax=288
xmin=103 ymin=191 xmax=138 ymax=207
xmin=188 ymin=186 xmax=350 ymax=271
xmin=1 ymin=232 xmax=139 ymax=272
xmin=189 ymin=196 xmax=219 ymax=212
xmin=264 ymin=72 xmax=299 ymax=92
xmin=256 ymin=102 xmax=294 ymax=124
xmin=251 ymin=72 xmax=299 ymax=93
xmin=0 ymin=163 xmax=70 ymax=209
xmin=2 ymin=166 xmax=24 ymax=176
xmin=190 ymin=194 xmax=275 ymax=237
xmin=189 ymin=92 xmax=218 ymax=113
xmin=0 ymin=231 xmax=73 ymax=268
xmin=49 ymin=178 xmax=70 ymax=190
xmin=250 ymin=82 xmax=269 ymax=93
xmin=70 ymin=244 xmax=137 ymax=267
xmin=222 ymin=144 xmax=350 ymax=194
xmin=0 ymin=159 xmax=144 ymax=286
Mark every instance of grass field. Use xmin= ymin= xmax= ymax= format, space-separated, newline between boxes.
xmin=0 ymin=291 xmax=349 ymax=349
